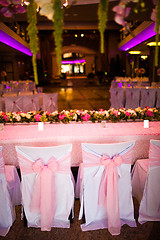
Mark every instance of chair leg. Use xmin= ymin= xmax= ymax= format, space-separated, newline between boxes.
xmin=23 ymin=208 xmax=27 ymax=227
xmin=68 ymin=209 xmax=73 ymax=223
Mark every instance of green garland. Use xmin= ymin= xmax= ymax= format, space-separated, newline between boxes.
xmin=27 ymin=0 xmax=39 ymax=85
xmin=53 ymin=0 xmax=64 ymax=75
xmin=155 ymin=0 xmax=160 ymax=67
xmin=98 ymin=0 xmax=108 ymax=54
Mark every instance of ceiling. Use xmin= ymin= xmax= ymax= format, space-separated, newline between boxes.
xmin=0 ymin=1 xmax=156 ymax=55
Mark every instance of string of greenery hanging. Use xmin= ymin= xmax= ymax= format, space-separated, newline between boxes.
xmin=27 ymin=0 xmax=39 ymax=85
xmin=98 ymin=0 xmax=108 ymax=54
xmin=155 ymin=0 xmax=160 ymax=67
xmin=53 ymin=0 xmax=64 ymax=75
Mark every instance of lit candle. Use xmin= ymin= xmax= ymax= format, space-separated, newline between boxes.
xmin=102 ymin=121 xmax=107 ymax=128
xmin=144 ymin=120 xmax=149 ymax=128
xmin=38 ymin=122 xmax=44 ymax=131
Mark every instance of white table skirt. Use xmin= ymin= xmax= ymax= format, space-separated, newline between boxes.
xmin=0 ymin=121 xmax=160 ymax=167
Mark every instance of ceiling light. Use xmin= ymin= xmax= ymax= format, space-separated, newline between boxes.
xmin=141 ymin=55 xmax=148 ymax=60
xmin=128 ymin=51 xmax=141 ymax=54
xmin=75 ymin=34 xmax=78 ymax=38
xmin=81 ymin=34 xmax=84 ymax=37
xmin=147 ymin=42 xmax=160 ymax=46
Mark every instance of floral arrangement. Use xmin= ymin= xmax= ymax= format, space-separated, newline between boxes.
xmin=1 ymin=107 xmax=160 ymax=124
xmin=139 ymin=67 xmax=145 ymax=75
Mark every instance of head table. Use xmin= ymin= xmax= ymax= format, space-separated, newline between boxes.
xmin=0 ymin=121 xmax=160 ymax=167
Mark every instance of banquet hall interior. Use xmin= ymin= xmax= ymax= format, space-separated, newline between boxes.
xmin=0 ymin=0 xmax=160 ymax=240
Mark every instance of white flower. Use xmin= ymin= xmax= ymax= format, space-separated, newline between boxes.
xmin=39 ymin=3 xmax=54 ymax=20
xmin=26 ymin=113 xmax=31 ymax=119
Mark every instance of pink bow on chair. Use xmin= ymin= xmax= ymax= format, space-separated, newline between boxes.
xmin=81 ymin=149 xmax=133 ymax=235
xmin=17 ymin=152 xmax=71 ymax=231
xmin=99 ymin=154 xmax=123 ymax=235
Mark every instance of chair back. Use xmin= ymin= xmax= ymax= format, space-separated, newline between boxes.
xmin=125 ymin=88 xmax=140 ymax=109
xmin=140 ymin=88 xmax=156 ymax=108
xmin=22 ymin=94 xmax=40 ymax=112
xmin=110 ymin=88 xmax=124 ymax=109
xmin=5 ymin=96 xmax=23 ymax=112
xmin=138 ymin=139 xmax=160 ymax=223
xmin=42 ymin=93 xmax=58 ymax=112
xmin=15 ymin=144 xmax=74 ymax=231
xmin=78 ymin=141 xmax=136 ymax=235
xmin=0 ymin=146 xmax=16 ymax=237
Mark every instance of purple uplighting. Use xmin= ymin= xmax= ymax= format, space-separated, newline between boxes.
xmin=61 ymin=59 xmax=86 ymax=64
xmin=0 ymin=29 xmax=32 ymax=56
xmin=119 ymin=22 xmax=156 ymax=51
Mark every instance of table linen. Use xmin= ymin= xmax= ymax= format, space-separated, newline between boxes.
xmin=0 ymin=121 xmax=160 ymax=167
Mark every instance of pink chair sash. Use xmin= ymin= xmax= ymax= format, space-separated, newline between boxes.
xmin=0 ymin=151 xmax=5 ymax=174
xmin=81 ymin=148 xmax=133 ymax=235
xmin=149 ymin=143 xmax=160 ymax=167
xmin=17 ymin=152 xmax=71 ymax=231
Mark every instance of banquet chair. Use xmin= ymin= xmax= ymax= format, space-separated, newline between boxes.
xmin=5 ymin=96 xmax=24 ymax=112
xmin=22 ymin=94 xmax=40 ymax=112
xmin=110 ymin=87 xmax=124 ymax=109
xmin=156 ymin=88 xmax=160 ymax=108
xmin=0 ymin=146 xmax=16 ymax=237
xmin=125 ymin=88 xmax=140 ymax=109
xmin=28 ymin=81 xmax=36 ymax=93
xmin=140 ymin=88 xmax=156 ymax=108
xmin=131 ymin=140 xmax=160 ymax=224
xmin=42 ymin=93 xmax=58 ymax=112
xmin=15 ymin=144 xmax=75 ymax=231
xmin=77 ymin=141 xmax=136 ymax=236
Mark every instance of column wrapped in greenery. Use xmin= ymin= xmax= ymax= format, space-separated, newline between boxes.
xmin=98 ymin=0 xmax=108 ymax=54
xmin=27 ymin=0 xmax=39 ymax=85
xmin=53 ymin=0 xmax=64 ymax=75
xmin=155 ymin=0 xmax=160 ymax=67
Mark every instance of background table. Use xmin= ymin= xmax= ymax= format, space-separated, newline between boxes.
xmin=0 ymin=121 xmax=160 ymax=167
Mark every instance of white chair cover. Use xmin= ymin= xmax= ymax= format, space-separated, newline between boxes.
xmin=135 ymin=140 xmax=160 ymax=224
xmin=110 ymin=88 xmax=124 ymax=109
xmin=0 ymin=147 xmax=16 ymax=237
xmin=22 ymin=94 xmax=40 ymax=112
xmin=125 ymin=88 xmax=140 ymax=109
xmin=42 ymin=93 xmax=58 ymax=112
xmin=156 ymin=88 xmax=160 ymax=108
xmin=140 ymin=88 xmax=156 ymax=108
xmin=5 ymin=96 xmax=24 ymax=112
xmin=77 ymin=141 xmax=136 ymax=235
xmin=4 ymin=165 xmax=21 ymax=206
xmin=15 ymin=144 xmax=74 ymax=231
xmin=131 ymin=158 xmax=148 ymax=203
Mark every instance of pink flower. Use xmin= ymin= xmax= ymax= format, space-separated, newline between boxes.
xmin=59 ymin=114 xmax=66 ymax=120
xmin=35 ymin=114 xmax=42 ymax=121
xmin=82 ymin=113 xmax=90 ymax=121
xmin=113 ymin=110 xmax=119 ymax=117
xmin=146 ymin=110 xmax=154 ymax=117
xmin=3 ymin=114 xmax=8 ymax=121
xmin=70 ymin=112 xmax=73 ymax=116
xmin=126 ymin=112 xmax=131 ymax=116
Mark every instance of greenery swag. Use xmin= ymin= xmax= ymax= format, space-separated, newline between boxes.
xmin=53 ymin=0 xmax=64 ymax=75
xmin=98 ymin=0 xmax=108 ymax=54
xmin=27 ymin=0 xmax=39 ymax=85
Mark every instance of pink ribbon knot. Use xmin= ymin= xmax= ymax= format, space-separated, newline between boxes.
xmin=99 ymin=154 xmax=123 ymax=235
xmin=30 ymin=157 xmax=58 ymax=231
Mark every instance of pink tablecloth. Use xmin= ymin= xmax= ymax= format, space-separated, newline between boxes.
xmin=0 ymin=121 xmax=160 ymax=167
